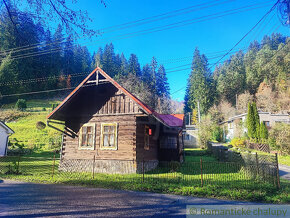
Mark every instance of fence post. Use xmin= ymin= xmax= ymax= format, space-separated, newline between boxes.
xmin=17 ymin=155 xmax=21 ymax=174
xmin=142 ymin=159 xmax=145 ymax=182
xmin=255 ymin=152 xmax=259 ymax=177
xmin=200 ymin=158 xmax=203 ymax=187
xmin=51 ymin=152 xmax=56 ymax=178
xmin=275 ymin=153 xmax=280 ymax=189
xmin=92 ymin=155 xmax=95 ymax=179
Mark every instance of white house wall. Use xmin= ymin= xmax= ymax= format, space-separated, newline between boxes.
xmin=0 ymin=128 xmax=8 ymax=156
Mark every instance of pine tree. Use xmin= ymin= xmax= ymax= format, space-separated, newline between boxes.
xmin=141 ymin=64 xmax=152 ymax=86
xmin=252 ymin=102 xmax=260 ymax=139
xmin=156 ymin=65 xmax=170 ymax=98
xmin=92 ymin=47 xmax=103 ymax=68
xmin=184 ymin=48 xmax=214 ymax=114
xmin=63 ymin=35 xmax=74 ymax=76
xmin=102 ymin=43 xmax=116 ymax=77
xmin=128 ymin=54 xmax=141 ymax=77
xmin=247 ymin=102 xmax=255 ymax=138
xmin=156 ymin=65 xmax=171 ymax=113
xmin=260 ymin=122 xmax=268 ymax=140
xmin=120 ymin=53 xmax=128 ymax=76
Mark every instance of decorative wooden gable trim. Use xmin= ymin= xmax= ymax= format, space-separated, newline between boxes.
xmin=47 ymin=67 xmax=151 ymax=120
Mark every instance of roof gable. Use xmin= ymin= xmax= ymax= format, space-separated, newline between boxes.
xmin=47 ymin=67 xmax=154 ymax=120
xmin=0 ymin=121 xmax=14 ymax=134
xmin=47 ymin=67 xmax=184 ymax=128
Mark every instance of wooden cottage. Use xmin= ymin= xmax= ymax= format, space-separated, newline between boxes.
xmin=47 ymin=67 xmax=184 ymax=173
xmin=0 ymin=121 xmax=14 ymax=156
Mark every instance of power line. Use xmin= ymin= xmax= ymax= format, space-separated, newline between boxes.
xmin=0 ymin=0 xmax=234 ymax=56
xmin=0 ymin=83 xmax=97 ymax=98
xmin=0 ymin=36 xmax=286 ymax=88
xmin=212 ymin=0 xmax=280 ymax=67
xmin=1 ymin=41 xmax=288 ymax=98
xmin=0 ymin=1 xmax=272 ymax=62
xmin=0 ymin=72 xmax=89 ymax=87
xmin=101 ymin=0 xmax=235 ymax=34
xmin=170 ymin=38 xmax=289 ymax=97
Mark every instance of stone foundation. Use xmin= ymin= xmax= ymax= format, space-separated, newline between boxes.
xmin=59 ymin=158 xmax=158 ymax=174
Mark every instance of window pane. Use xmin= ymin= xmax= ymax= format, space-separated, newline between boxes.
xmin=104 ymin=126 xmax=109 ymax=133
xmin=82 ymin=126 xmax=87 ymax=134
xmin=87 ymin=134 xmax=93 ymax=146
xmin=82 ymin=134 xmax=87 ymax=146
xmin=103 ymin=134 xmax=109 ymax=147
xmin=109 ymin=134 xmax=115 ymax=147
xmin=87 ymin=126 xmax=92 ymax=133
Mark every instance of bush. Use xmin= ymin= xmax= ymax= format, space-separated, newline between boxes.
xmin=51 ymin=103 xmax=58 ymax=110
xmin=36 ymin=121 xmax=46 ymax=130
xmin=197 ymin=116 xmax=213 ymax=149
xmin=212 ymin=126 xmax=224 ymax=142
xmin=269 ymin=123 xmax=290 ymax=155
xmin=260 ymin=122 xmax=268 ymax=140
xmin=231 ymin=137 xmax=246 ymax=148
xmin=15 ymin=99 xmax=27 ymax=111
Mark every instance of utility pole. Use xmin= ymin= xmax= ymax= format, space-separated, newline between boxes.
xmin=197 ymin=101 xmax=201 ymax=123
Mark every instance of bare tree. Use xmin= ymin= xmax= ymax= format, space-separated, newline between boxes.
xmin=1 ymin=0 xmax=106 ymax=38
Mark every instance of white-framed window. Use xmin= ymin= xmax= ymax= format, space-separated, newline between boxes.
xmin=100 ymin=123 xmax=118 ymax=150
xmin=144 ymin=125 xmax=150 ymax=150
xmin=79 ymin=123 xmax=95 ymax=150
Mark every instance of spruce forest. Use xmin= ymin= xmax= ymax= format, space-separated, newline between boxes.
xmin=184 ymin=34 xmax=289 ymax=119
xmin=0 ymin=4 xmax=289 ymax=119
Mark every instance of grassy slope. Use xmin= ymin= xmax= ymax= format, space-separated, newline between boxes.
xmin=2 ymin=100 xmax=62 ymax=150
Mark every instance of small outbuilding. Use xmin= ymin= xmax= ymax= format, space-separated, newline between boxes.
xmin=47 ymin=67 xmax=184 ymax=173
xmin=0 ymin=121 xmax=14 ymax=156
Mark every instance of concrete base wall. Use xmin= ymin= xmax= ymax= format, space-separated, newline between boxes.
xmin=59 ymin=159 xmax=158 ymax=174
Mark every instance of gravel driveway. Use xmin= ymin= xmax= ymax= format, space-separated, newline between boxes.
xmin=0 ymin=179 xmax=259 ymax=217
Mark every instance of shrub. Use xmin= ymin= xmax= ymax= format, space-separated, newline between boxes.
xmin=231 ymin=137 xmax=246 ymax=148
xmin=252 ymin=102 xmax=260 ymax=139
xmin=15 ymin=99 xmax=27 ymax=111
xmin=260 ymin=122 xmax=268 ymax=140
xmin=247 ymin=102 xmax=255 ymax=138
xmin=269 ymin=123 xmax=290 ymax=155
xmin=36 ymin=121 xmax=46 ymax=130
xmin=197 ymin=116 xmax=213 ymax=149
xmin=212 ymin=126 xmax=223 ymax=142
xmin=51 ymin=103 xmax=58 ymax=110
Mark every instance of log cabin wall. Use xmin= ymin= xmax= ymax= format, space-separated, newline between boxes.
xmin=93 ymin=90 xmax=142 ymax=115
xmin=62 ymin=115 xmax=137 ymax=161
xmin=135 ymin=117 xmax=159 ymax=162
xmin=61 ymin=87 xmax=143 ymax=160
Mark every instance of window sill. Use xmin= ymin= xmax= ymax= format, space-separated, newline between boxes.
xmin=100 ymin=147 xmax=118 ymax=151
xmin=78 ymin=147 xmax=95 ymax=150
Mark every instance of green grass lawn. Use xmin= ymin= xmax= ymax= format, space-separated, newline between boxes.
xmin=0 ymin=100 xmax=289 ymax=204
xmin=1 ymin=151 xmax=289 ymax=204
xmin=229 ymin=147 xmax=290 ymax=166
xmin=6 ymin=112 xmax=62 ymax=150
xmin=2 ymin=99 xmax=60 ymax=111
xmin=0 ymin=99 xmax=62 ymax=151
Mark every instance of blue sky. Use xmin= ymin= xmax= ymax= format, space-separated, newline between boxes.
xmin=68 ymin=0 xmax=288 ymax=101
